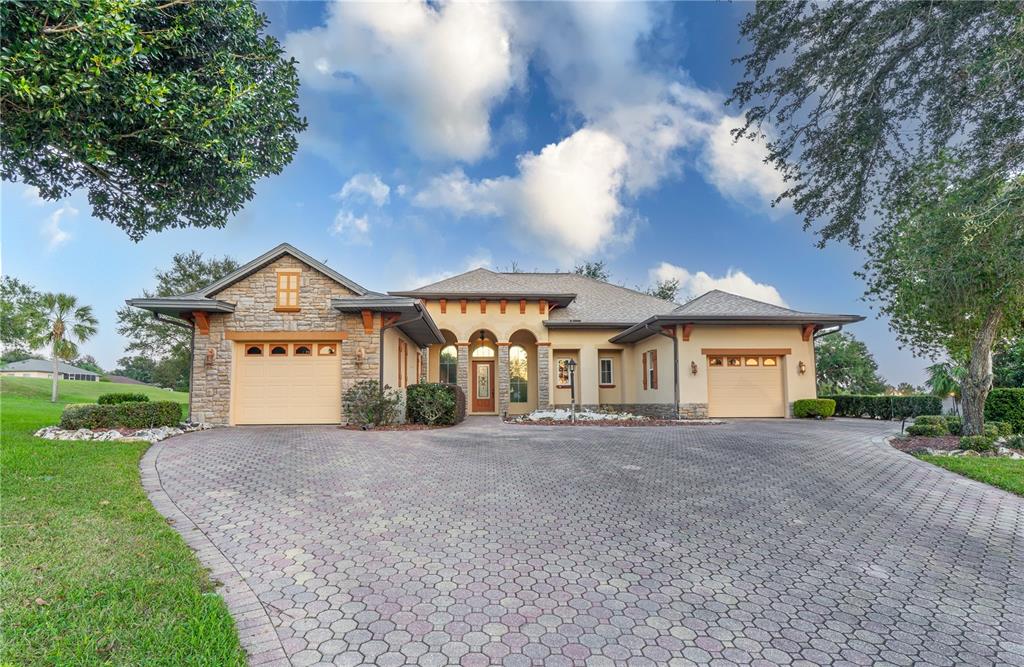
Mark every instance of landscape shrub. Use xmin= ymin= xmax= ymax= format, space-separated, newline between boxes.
xmin=406 ymin=383 xmax=465 ymax=426
xmin=914 ymin=415 xmax=947 ymax=427
xmin=945 ymin=416 xmax=963 ymax=436
xmin=984 ymin=423 xmax=1000 ymax=439
xmin=97 ymin=392 xmax=150 ymax=405
xmin=987 ymin=420 xmax=1014 ymax=437
xmin=343 ymin=380 xmax=403 ymax=426
xmin=1004 ymin=434 xmax=1024 ymax=450
xmin=59 ymin=401 xmax=181 ymax=430
xmin=905 ymin=423 xmax=948 ymax=437
xmin=792 ymin=398 xmax=836 ymax=418
xmin=820 ymin=394 xmax=943 ymax=420
xmin=959 ymin=435 xmax=995 ymax=452
xmin=985 ymin=388 xmax=1024 ymax=433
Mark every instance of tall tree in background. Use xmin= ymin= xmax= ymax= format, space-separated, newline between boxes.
xmin=814 ymin=332 xmax=886 ymax=395
xmin=573 ymin=261 xmax=610 ymax=282
xmin=646 ymin=279 xmax=680 ymax=302
xmin=732 ymin=2 xmax=1023 ymax=434
xmin=926 ymin=362 xmax=966 ymax=416
xmin=730 ymin=1 xmax=1022 ymax=247
xmin=861 ymin=164 xmax=1024 ymax=434
xmin=30 ymin=293 xmax=98 ymax=402
xmin=0 ymin=0 xmax=306 ymax=239
xmin=117 ymin=252 xmax=238 ymax=391
xmin=0 ymin=276 xmax=43 ymax=355
xmin=994 ymin=339 xmax=1024 ymax=388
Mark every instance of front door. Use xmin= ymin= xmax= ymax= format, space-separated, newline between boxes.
xmin=472 ymin=360 xmax=495 ymax=412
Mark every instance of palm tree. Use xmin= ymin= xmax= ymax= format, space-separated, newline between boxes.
xmin=925 ymin=361 xmax=965 ymax=416
xmin=30 ymin=293 xmax=98 ymax=402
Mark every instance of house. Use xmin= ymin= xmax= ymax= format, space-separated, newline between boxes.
xmin=0 ymin=359 xmax=100 ymax=381
xmin=128 ymin=243 xmax=862 ymax=425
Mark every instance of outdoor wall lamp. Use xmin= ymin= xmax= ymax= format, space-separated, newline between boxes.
xmin=690 ymin=361 xmax=698 ymax=375
xmin=798 ymin=360 xmax=807 ymax=375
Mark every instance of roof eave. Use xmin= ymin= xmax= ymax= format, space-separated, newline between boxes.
xmin=389 ymin=290 xmax=577 ymax=306
xmin=125 ymin=297 xmax=236 ymax=318
xmin=332 ymin=297 xmax=445 ymax=346
xmin=543 ymin=321 xmax=633 ymax=330
xmin=609 ymin=314 xmax=865 ymax=343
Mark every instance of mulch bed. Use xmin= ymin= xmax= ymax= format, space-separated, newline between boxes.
xmin=505 ymin=419 xmax=718 ymax=427
xmin=889 ymin=435 xmax=961 ymax=453
xmin=338 ymin=424 xmax=448 ymax=431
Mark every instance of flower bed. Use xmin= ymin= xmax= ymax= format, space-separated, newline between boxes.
xmin=506 ymin=408 xmax=724 ymax=426
xmin=34 ymin=422 xmax=213 ymax=444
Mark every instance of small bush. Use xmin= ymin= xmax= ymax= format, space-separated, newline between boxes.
xmin=406 ymin=383 xmax=465 ymax=426
xmin=959 ymin=435 xmax=995 ymax=452
xmin=820 ymin=394 xmax=942 ymax=420
xmin=984 ymin=423 xmax=1000 ymax=439
xmin=914 ymin=415 xmax=947 ymax=427
xmin=985 ymin=388 xmax=1024 ymax=433
xmin=792 ymin=399 xmax=836 ymax=419
xmin=97 ymin=392 xmax=150 ymax=405
xmin=60 ymin=401 xmax=182 ymax=430
xmin=986 ymin=420 xmax=1014 ymax=437
xmin=946 ymin=416 xmax=963 ymax=436
xmin=343 ymin=380 xmax=403 ymax=426
xmin=906 ymin=423 xmax=948 ymax=437
xmin=1004 ymin=434 xmax=1024 ymax=450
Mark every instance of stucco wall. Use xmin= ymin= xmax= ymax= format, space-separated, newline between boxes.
xmin=677 ymin=324 xmax=817 ymax=413
xmin=597 ymin=349 xmax=624 ymax=405
xmin=382 ymin=326 xmax=419 ymax=390
xmin=546 ymin=329 xmax=633 ymax=407
xmin=628 ymin=331 xmax=676 ymax=405
xmin=190 ymin=255 xmax=370 ymax=425
xmin=422 ymin=299 xmax=550 ymax=344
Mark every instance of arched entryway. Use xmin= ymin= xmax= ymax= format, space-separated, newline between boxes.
xmin=468 ymin=329 xmax=498 ymax=414
xmin=506 ymin=329 xmax=539 ymax=415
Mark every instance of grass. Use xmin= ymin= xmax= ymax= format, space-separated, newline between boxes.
xmin=1 ymin=377 xmax=245 ymax=665
xmin=917 ymin=454 xmax=1024 ymax=497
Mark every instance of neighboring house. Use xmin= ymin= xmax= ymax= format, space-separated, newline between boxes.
xmin=106 ymin=375 xmax=153 ymax=386
xmin=128 ymin=243 xmax=862 ymax=426
xmin=0 ymin=359 xmax=100 ymax=381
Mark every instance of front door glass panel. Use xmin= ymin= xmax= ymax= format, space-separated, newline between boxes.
xmin=476 ymin=364 xmax=491 ymax=399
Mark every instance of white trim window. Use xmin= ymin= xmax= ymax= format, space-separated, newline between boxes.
xmin=599 ymin=357 xmax=614 ymax=385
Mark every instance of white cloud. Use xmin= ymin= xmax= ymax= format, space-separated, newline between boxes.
xmin=42 ymin=205 xmax=76 ymax=250
xmin=329 ymin=209 xmax=371 ymax=245
xmin=400 ymin=249 xmax=493 ymax=290
xmin=700 ymin=114 xmax=788 ymax=206
xmin=649 ymin=261 xmax=788 ymax=307
xmin=21 ymin=185 xmax=45 ymax=206
xmin=286 ymin=2 xmax=521 ymax=161
xmin=414 ymin=128 xmax=633 ymax=260
xmin=335 ymin=173 xmax=390 ymax=206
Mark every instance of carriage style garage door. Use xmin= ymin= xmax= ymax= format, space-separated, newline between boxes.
xmin=232 ymin=342 xmax=341 ymax=425
xmin=707 ymin=353 xmax=786 ymax=418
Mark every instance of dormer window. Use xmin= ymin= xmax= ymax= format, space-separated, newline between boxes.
xmin=276 ymin=271 xmax=300 ymax=312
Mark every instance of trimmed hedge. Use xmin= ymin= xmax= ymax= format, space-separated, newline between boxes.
xmin=60 ymin=401 xmax=182 ymax=430
xmin=946 ymin=416 xmax=963 ymax=436
xmin=906 ymin=423 xmax=948 ymax=437
xmin=985 ymin=388 xmax=1024 ymax=433
xmin=987 ymin=420 xmax=1014 ymax=437
xmin=959 ymin=435 xmax=995 ymax=452
xmin=97 ymin=392 xmax=150 ymax=405
xmin=406 ymin=383 xmax=466 ymax=426
xmin=820 ymin=394 xmax=943 ymax=420
xmin=792 ymin=398 xmax=836 ymax=419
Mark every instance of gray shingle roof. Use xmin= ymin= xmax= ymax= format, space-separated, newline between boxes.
xmin=394 ymin=270 xmax=679 ymax=325
xmin=671 ymin=290 xmax=861 ymax=321
xmin=1 ymin=359 xmax=99 ymax=375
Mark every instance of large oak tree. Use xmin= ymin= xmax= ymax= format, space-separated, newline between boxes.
xmin=1 ymin=0 xmax=306 ymax=239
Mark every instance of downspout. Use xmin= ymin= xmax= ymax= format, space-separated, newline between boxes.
xmin=638 ymin=319 xmax=682 ymax=414
xmin=813 ymin=324 xmax=843 ymax=339
xmin=154 ymin=312 xmax=195 ymax=420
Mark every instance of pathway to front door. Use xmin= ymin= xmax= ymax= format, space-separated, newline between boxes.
xmin=471 ymin=359 xmax=494 ymax=412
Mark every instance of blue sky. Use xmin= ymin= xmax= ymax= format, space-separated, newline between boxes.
xmin=0 ymin=1 xmax=926 ymax=384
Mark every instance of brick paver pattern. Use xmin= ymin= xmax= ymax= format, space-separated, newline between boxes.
xmin=152 ymin=418 xmax=1024 ymax=666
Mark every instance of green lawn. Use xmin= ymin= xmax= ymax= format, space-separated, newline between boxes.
xmin=917 ymin=454 xmax=1024 ymax=497
xmin=1 ymin=377 xmax=245 ymax=665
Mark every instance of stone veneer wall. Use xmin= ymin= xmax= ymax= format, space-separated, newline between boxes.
xmin=456 ymin=344 xmax=470 ymax=399
xmin=497 ymin=344 xmax=510 ymax=416
xmin=536 ymin=345 xmax=550 ymax=409
xmin=190 ymin=255 xmax=376 ymax=425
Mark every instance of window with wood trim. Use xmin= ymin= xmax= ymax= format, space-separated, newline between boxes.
xmin=599 ymin=358 xmax=614 ymax=386
xmin=510 ymin=346 xmax=528 ymax=403
xmin=275 ymin=271 xmax=300 ymax=311
xmin=269 ymin=344 xmax=288 ymax=356
xmin=398 ymin=339 xmax=408 ymax=388
xmin=709 ymin=356 xmax=724 ymax=367
xmin=439 ymin=345 xmax=458 ymax=384
xmin=727 ymin=356 xmax=742 ymax=367
xmin=745 ymin=356 xmax=759 ymax=366
xmin=318 ymin=343 xmax=337 ymax=356
xmin=762 ymin=356 xmax=777 ymax=367
xmin=643 ymin=350 xmax=658 ymax=390
xmin=294 ymin=344 xmax=312 ymax=356
xmin=245 ymin=344 xmax=264 ymax=356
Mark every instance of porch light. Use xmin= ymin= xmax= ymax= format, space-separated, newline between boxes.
xmin=798 ymin=360 xmax=807 ymax=374
xmin=690 ymin=361 xmax=698 ymax=375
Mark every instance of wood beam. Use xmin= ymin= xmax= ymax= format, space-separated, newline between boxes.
xmin=191 ymin=311 xmax=210 ymax=335
xmin=801 ymin=324 xmax=816 ymax=341
xmin=382 ymin=312 xmax=401 ymax=328
xmin=479 ymin=299 xmax=487 ymax=314
xmin=361 ymin=309 xmax=374 ymax=334
xmin=500 ymin=299 xmax=507 ymax=314
xmin=439 ymin=298 xmax=447 ymax=314
xmin=682 ymin=323 xmax=694 ymax=341
xmin=459 ymin=299 xmax=467 ymax=314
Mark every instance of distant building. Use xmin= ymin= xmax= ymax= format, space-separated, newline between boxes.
xmin=106 ymin=374 xmax=152 ymax=386
xmin=0 ymin=359 xmax=100 ymax=381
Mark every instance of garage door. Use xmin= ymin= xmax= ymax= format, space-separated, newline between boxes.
xmin=233 ymin=342 xmax=341 ymax=424
xmin=707 ymin=354 xmax=785 ymax=418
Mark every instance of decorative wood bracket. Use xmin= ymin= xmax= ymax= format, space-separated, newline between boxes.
xmin=661 ymin=325 xmax=676 ymax=338
xmin=499 ymin=299 xmax=507 ymax=314
xmin=191 ymin=311 xmax=210 ymax=335
xmin=459 ymin=299 xmax=467 ymax=314
xmin=439 ymin=298 xmax=447 ymax=314
xmin=801 ymin=323 xmax=816 ymax=341
xmin=479 ymin=299 xmax=487 ymax=314
xmin=382 ymin=312 xmax=401 ymax=329
xmin=361 ymin=309 xmax=374 ymax=334
xmin=682 ymin=323 xmax=694 ymax=341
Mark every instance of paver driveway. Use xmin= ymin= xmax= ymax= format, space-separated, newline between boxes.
xmin=144 ymin=418 xmax=1024 ymax=667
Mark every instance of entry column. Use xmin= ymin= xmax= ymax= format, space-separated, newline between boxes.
xmin=497 ymin=342 xmax=510 ymax=416
xmin=456 ymin=342 xmax=470 ymax=399
xmin=537 ymin=341 xmax=551 ymax=409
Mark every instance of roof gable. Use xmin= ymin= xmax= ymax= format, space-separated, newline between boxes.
xmin=2 ymin=359 xmax=99 ymax=375
xmin=200 ymin=243 xmax=368 ymax=298
xmin=672 ymin=290 xmax=855 ymax=320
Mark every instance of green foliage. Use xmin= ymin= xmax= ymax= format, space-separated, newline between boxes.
xmin=946 ymin=416 xmax=964 ymax=436
xmin=959 ymin=435 xmax=995 ymax=452
xmin=342 ymin=380 xmax=402 ymax=427
xmin=814 ymin=333 xmax=886 ymax=395
xmin=986 ymin=421 xmax=1014 ymax=437
xmin=405 ymin=383 xmax=465 ymax=426
xmin=646 ymin=279 xmax=679 ymax=302
xmin=731 ymin=1 xmax=1022 ymax=248
xmin=906 ymin=423 xmax=948 ymax=438
xmin=573 ymin=261 xmax=610 ymax=282
xmin=113 ymin=355 xmax=158 ymax=384
xmin=994 ymin=338 xmax=1024 ymax=387
xmin=70 ymin=354 xmax=104 ymax=375
xmin=822 ymin=394 xmax=943 ymax=420
xmin=914 ymin=415 xmax=948 ymax=427
xmin=917 ymin=455 xmax=1024 ymax=497
xmin=925 ymin=361 xmax=965 ymax=400
xmin=985 ymin=388 xmax=1024 ymax=433
xmin=0 ymin=0 xmax=306 ymax=240
xmin=97 ymin=392 xmax=150 ymax=405
xmin=792 ymin=398 xmax=836 ymax=419
xmin=59 ymin=401 xmax=182 ymax=430
xmin=29 ymin=292 xmax=99 ymax=402
xmin=1005 ymin=434 xmax=1024 ymax=450
xmin=0 ymin=276 xmax=44 ymax=352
